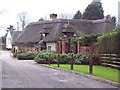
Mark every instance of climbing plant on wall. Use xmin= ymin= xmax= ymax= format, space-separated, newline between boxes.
xmin=81 ymin=33 xmax=102 ymax=46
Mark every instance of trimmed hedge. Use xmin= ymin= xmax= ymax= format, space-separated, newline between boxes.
xmin=97 ymin=28 xmax=120 ymax=54
xmin=17 ymin=52 xmax=36 ymax=60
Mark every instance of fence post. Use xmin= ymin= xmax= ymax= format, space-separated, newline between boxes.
xmin=89 ymin=46 xmax=93 ymax=74
xmin=58 ymin=54 xmax=60 ymax=67
xmin=49 ymin=54 xmax=50 ymax=65
xmin=71 ymin=53 xmax=73 ymax=70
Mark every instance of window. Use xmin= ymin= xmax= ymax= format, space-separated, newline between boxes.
xmin=43 ymin=33 xmax=45 ymax=37
xmin=48 ymin=46 xmax=51 ymax=51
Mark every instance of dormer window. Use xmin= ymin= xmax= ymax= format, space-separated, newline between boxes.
xmin=41 ymin=33 xmax=49 ymax=39
xmin=62 ymin=24 xmax=74 ymax=37
xmin=43 ymin=33 xmax=45 ymax=37
xmin=42 ymin=33 xmax=45 ymax=39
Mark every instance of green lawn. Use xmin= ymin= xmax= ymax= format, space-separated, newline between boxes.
xmin=45 ymin=64 xmax=119 ymax=83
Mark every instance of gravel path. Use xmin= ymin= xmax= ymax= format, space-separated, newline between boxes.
xmin=0 ymin=51 xmax=118 ymax=88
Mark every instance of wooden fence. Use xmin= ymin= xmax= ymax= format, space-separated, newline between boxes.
xmin=99 ymin=54 xmax=120 ymax=69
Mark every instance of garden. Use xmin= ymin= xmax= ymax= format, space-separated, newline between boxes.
xmin=11 ymin=28 xmax=120 ymax=83
xmin=12 ymin=49 xmax=119 ymax=83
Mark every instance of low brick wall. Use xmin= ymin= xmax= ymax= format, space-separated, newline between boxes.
xmin=79 ymin=43 xmax=98 ymax=56
xmin=59 ymin=39 xmax=98 ymax=56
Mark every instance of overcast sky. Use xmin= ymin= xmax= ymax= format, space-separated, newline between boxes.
xmin=0 ymin=0 xmax=119 ymax=37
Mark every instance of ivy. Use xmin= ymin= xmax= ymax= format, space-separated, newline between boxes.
xmin=81 ymin=33 xmax=102 ymax=46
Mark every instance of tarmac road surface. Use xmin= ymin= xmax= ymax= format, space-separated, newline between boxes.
xmin=0 ymin=51 xmax=118 ymax=88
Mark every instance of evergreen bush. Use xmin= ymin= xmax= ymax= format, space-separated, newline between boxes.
xmin=34 ymin=50 xmax=57 ymax=64
xmin=11 ymin=46 xmax=15 ymax=53
xmin=34 ymin=51 xmax=90 ymax=65
xmin=59 ymin=53 xmax=71 ymax=64
xmin=17 ymin=52 xmax=36 ymax=60
xmin=13 ymin=50 xmax=24 ymax=58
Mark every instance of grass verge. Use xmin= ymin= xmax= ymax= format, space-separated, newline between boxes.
xmin=44 ymin=64 xmax=119 ymax=83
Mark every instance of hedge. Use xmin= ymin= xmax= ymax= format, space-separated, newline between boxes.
xmin=97 ymin=29 xmax=120 ymax=54
xmin=17 ymin=52 xmax=36 ymax=60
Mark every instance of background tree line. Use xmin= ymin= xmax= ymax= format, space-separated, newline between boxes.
xmin=39 ymin=1 xmax=116 ymax=24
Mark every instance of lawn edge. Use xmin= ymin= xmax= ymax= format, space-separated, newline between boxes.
xmin=40 ymin=64 xmax=120 ymax=88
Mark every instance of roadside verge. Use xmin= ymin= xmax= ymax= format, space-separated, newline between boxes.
xmin=40 ymin=64 xmax=120 ymax=88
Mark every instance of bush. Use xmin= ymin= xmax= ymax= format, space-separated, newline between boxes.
xmin=34 ymin=50 xmax=90 ymax=65
xmin=13 ymin=50 xmax=24 ymax=58
xmin=17 ymin=52 xmax=36 ymax=60
xmin=34 ymin=50 xmax=57 ymax=64
xmin=74 ymin=53 xmax=89 ymax=64
xmin=11 ymin=46 xmax=15 ymax=53
xmin=59 ymin=53 xmax=71 ymax=64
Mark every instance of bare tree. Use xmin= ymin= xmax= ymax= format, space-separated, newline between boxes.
xmin=18 ymin=12 xmax=29 ymax=30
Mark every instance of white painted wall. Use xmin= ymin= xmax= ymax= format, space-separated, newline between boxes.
xmin=46 ymin=42 xmax=57 ymax=51
xmin=6 ymin=31 xmax=12 ymax=49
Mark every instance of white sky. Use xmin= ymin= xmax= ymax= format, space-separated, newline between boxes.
xmin=0 ymin=0 xmax=119 ymax=37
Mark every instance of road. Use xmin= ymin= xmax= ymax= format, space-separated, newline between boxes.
xmin=0 ymin=51 xmax=118 ymax=88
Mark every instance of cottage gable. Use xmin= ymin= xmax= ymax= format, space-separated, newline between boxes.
xmin=6 ymin=31 xmax=21 ymax=49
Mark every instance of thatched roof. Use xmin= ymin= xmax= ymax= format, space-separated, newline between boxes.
xmin=14 ymin=19 xmax=115 ymax=45
xmin=10 ymin=31 xmax=21 ymax=41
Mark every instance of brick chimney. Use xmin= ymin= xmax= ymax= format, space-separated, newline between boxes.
xmin=50 ymin=13 xmax=57 ymax=20
xmin=106 ymin=15 xmax=111 ymax=22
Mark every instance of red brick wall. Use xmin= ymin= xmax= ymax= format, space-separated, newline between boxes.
xmin=79 ymin=43 xmax=98 ymax=56
xmin=73 ymin=42 xmax=77 ymax=54
xmin=61 ymin=40 xmax=67 ymax=54
xmin=59 ymin=41 xmax=62 ymax=54
xmin=79 ymin=47 xmax=90 ymax=55
xmin=59 ymin=39 xmax=98 ymax=56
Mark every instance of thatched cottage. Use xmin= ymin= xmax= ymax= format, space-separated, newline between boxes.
xmin=14 ymin=16 xmax=115 ymax=52
xmin=6 ymin=31 xmax=21 ymax=49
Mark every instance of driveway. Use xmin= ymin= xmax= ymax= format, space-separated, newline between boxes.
xmin=0 ymin=51 xmax=118 ymax=88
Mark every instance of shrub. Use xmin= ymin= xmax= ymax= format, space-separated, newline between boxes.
xmin=17 ymin=52 xmax=36 ymax=60
xmin=34 ymin=50 xmax=57 ymax=64
xmin=13 ymin=50 xmax=24 ymax=58
xmin=74 ymin=53 xmax=89 ymax=64
xmin=59 ymin=53 xmax=71 ymax=64
xmin=11 ymin=46 xmax=15 ymax=53
xmin=34 ymin=50 xmax=90 ymax=65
